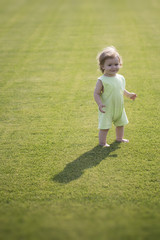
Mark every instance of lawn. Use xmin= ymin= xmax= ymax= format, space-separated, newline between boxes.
xmin=0 ymin=0 xmax=160 ymax=239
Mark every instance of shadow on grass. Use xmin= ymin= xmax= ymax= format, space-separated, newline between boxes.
xmin=53 ymin=141 xmax=121 ymax=184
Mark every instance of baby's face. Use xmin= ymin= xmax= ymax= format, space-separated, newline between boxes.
xmin=103 ymin=57 xmax=120 ymax=77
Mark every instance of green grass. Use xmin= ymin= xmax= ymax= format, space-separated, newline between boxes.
xmin=0 ymin=0 xmax=160 ymax=239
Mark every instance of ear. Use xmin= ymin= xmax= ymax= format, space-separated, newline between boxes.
xmin=101 ymin=64 xmax=104 ymax=70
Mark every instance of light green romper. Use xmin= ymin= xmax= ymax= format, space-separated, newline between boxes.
xmin=98 ymin=74 xmax=129 ymax=129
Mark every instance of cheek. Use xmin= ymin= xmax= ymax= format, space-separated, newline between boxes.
xmin=104 ymin=65 xmax=109 ymax=69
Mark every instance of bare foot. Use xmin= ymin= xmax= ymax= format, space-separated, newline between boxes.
xmin=99 ymin=143 xmax=110 ymax=147
xmin=116 ymin=139 xmax=129 ymax=143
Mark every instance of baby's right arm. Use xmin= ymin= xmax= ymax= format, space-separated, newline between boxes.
xmin=94 ymin=80 xmax=106 ymax=113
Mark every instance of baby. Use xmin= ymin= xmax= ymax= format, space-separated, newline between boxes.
xmin=94 ymin=46 xmax=137 ymax=147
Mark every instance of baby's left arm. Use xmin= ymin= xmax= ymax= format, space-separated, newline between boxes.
xmin=124 ymin=89 xmax=137 ymax=100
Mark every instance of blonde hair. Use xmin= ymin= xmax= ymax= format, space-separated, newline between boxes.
xmin=97 ymin=46 xmax=123 ymax=73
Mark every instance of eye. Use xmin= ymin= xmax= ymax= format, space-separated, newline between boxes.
xmin=115 ymin=64 xmax=118 ymax=66
xmin=108 ymin=64 xmax=111 ymax=67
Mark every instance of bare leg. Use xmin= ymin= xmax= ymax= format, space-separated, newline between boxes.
xmin=99 ymin=129 xmax=110 ymax=147
xmin=116 ymin=126 xmax=129 ymax=142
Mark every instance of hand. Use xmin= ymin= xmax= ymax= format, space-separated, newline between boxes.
xmin=99 ymin=104 xmax=106 ymax=113
xmin=130 ymin=93 xmax=137 ymax=101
